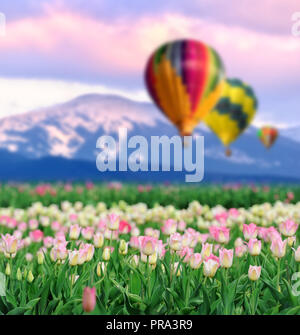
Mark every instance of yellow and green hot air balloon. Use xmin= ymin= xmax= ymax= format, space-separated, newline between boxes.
xmin=144 ymin=39 xmax=225 ymax=137
xmin=204 ymin=78 xmax=258 ymax=156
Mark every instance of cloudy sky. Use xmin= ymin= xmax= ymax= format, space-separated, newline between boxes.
xmin=0 ymin=0 xmax=299 ymax=128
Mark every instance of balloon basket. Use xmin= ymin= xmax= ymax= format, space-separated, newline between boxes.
xmin=225 ymin=148 xmax=232 ymax=157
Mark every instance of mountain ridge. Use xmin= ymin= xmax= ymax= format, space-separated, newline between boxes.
xmin=0 ymin=93 xmax=299 ymax=181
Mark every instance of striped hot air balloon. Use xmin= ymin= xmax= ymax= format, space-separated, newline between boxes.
xmin=204 ymin=78 xmax=258 ymax=156
xmin=145 ymin=39 xmax=225 ymax=137
xmin=257 ymin=126 xmax=278 ymax=149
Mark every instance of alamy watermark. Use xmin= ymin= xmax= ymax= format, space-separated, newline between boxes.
xmin=291 ymin=12 xmax=300 ymax=37
xmin=96 ymin=128 xmax=204 ymax=182
xmin=0 ymin=12 xmax=6 ymax=37
xmin=0 ymin=272 xmax=6 ymax=296
xmin=291 ymin=272 xmax=300 ymax=296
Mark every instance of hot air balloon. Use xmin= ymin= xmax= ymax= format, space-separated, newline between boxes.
xmin=257 ymin=126 xmax=278 ymax=149
xmin=144 ymin=39 xmax=225 ymax=137
xmin=204 ymin=78 xmax=258 ymax=156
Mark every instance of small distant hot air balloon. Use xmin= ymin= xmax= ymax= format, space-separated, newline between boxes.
xmin=204 ymin=78 xmax=258 ymax=156
xmin=257 ymin=126 xmax=278 ymax=149
xmin=144 ymin=39 xmax=225 ymax=137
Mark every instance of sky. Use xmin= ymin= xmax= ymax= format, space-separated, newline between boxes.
xmin=0 ymin=0 xmax=299 ymax=128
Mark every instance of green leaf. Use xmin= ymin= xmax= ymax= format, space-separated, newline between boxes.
xmin=25 ymin=298 xmax=41 ymax=309
xmin=6 ymin=307 xmax=28 ymax=315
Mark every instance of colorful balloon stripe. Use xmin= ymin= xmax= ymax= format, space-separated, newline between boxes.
xmin=144 ymin=39 xmax=225 ymax=136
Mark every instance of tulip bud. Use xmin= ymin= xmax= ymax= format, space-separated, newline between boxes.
xmin=287 ymin=236 xmax=296 ymax=247
xmin=102 ymin=247 xmax=111 ymax=261
xmin=16 ymin=268 xmax=22 ymax=281
xmin=26 ymin=253 xmax=33 ymax=262
xmin=171 ymin=262 xmax=182 ymax=277
xmin=37 ymin=251 xmax=45 ymax=264
xmin=93 ymin=232 xmax=104 ymax=248
xmin=27 ymin=270 xmax=34 ymax=283
xmin=96 ymin=262 xmax=106 ymax=277
xmin=119 ymin=239 xmax=128 ymax=255
xmin=82 ymin=287 xmax=96 ymax=313
xmin=5 ymin=263 xmax=11 ymax=276
xmin=130 ymin=255 xmax=139 ymax=267
xmin=294 ymin=246 xmax=300 ymax=262
xmin=148 ymin=252 xmax=157 ymax=265
xmin=69 ymin=251 xmax=79 ymax=266
xmin=69 ymin=224 xmax=81 ymax=240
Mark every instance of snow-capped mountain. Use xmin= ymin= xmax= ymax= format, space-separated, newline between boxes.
xmin=281 ymin=127 xmax=300 ymax=143
xmin=0 ymin=93 xmax=299 ymax=180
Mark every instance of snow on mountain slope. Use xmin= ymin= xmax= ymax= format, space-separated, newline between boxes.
xmin=0 ymin=94 xmax=166 ymax=158
xmin=0 ymin=93 xmax=299 ymax=178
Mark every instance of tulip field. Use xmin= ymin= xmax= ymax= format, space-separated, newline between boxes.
xmin=1 ymin=182 xmax=300 ymax=315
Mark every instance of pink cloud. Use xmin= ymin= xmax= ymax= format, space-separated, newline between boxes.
xmin=0 ymin=9 xmax=299 ymax=87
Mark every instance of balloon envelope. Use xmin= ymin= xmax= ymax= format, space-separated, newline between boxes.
xmin=257 ymin=126 xmax=278 ymax=149
xmin=145 ymin=39 xmax=225 ymax=136
xmin=204 ymin=78 xmax=258 ymax=149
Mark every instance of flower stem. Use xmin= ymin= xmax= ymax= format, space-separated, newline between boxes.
xmin=277 ymin=258 xmax=281 ymax=292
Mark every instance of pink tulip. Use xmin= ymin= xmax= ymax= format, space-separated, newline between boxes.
xmin=294 ymin=246 xmax=300 ymax=262
xmin=270 ymin=237 xmax=287 ymax=258
xmin=69 ymin=224 xmax=81 ymax=240
xmin=235 ymin=245 xmax=248 ymax=257
xmin=97 ymin=219 xmax=107 ymax=232
xmin=156 ymin=240 xmax=167 ymax=259
xmin=29 ymin=229 xmax=44 ymax=243
xmin=219 ymin=248 xmax=234 ymax=268
xmin=119 ymin=220 xmax=132 ymax=234
xmin=189 ymin=253 xmax=202 ymax=269
xmin=201 ymin=243 xmax=213 ymax=258
xmin=139 ymin=236 xmax=157 ymax=256
xmin=248 ymin=265 xmax=261 ymax=281
xmin=1 ymin=234 xmax=19 ymax=254
xmin=51 ymin=221 xmax=61 ymax=231
xmin=279 ymin=220 xmax=298 ymax=237
xmin=257 ymin=227 xmax=269 ymax=242
xmin=82 ymin=287 xmax=96 ymax=313
xmin=209 ymin=226 xmax=230 ymax=244
xmin=107 ymin=213 xmax=120 ymax=231
xmin=228 ymin=208 xmax=240 ymax=218
xmin=129 ymin=236 xmax=140 ymax=249
xmin=169 ymin=233 xmax=182 ymax=251
xmin=243 ymin=223 xmax=257 ymax=241
xmin=69 ymin=214 xmax=78 ymax=222
xmin=161 ymin=219 xmax=177 ymax=235
xmin=81 ymin=227 xmax=94 ymax=240
xmin=247 ymin=239 xmax=262 ymax=256
xmin=177 ymin=247 xmax=193 ymax=263
xmin=93 ymin=232 xmax=104 ymax=248
xmin=203 ymin=255 xmax=220 ymax=278
xmin=182 ymin=232 xmax=193 ymax=248
xmin=18 ymin=222 xmax=27 ymax=232
xmin=177 ymin=221 xmax=187 ymax=232
xmin=29 ymin=219 xmax=38 ymax=230
xmin=198 ymin=233 xmax=209 ymax=244
xmin=266 ymin=227 xmax=281 ymax=243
